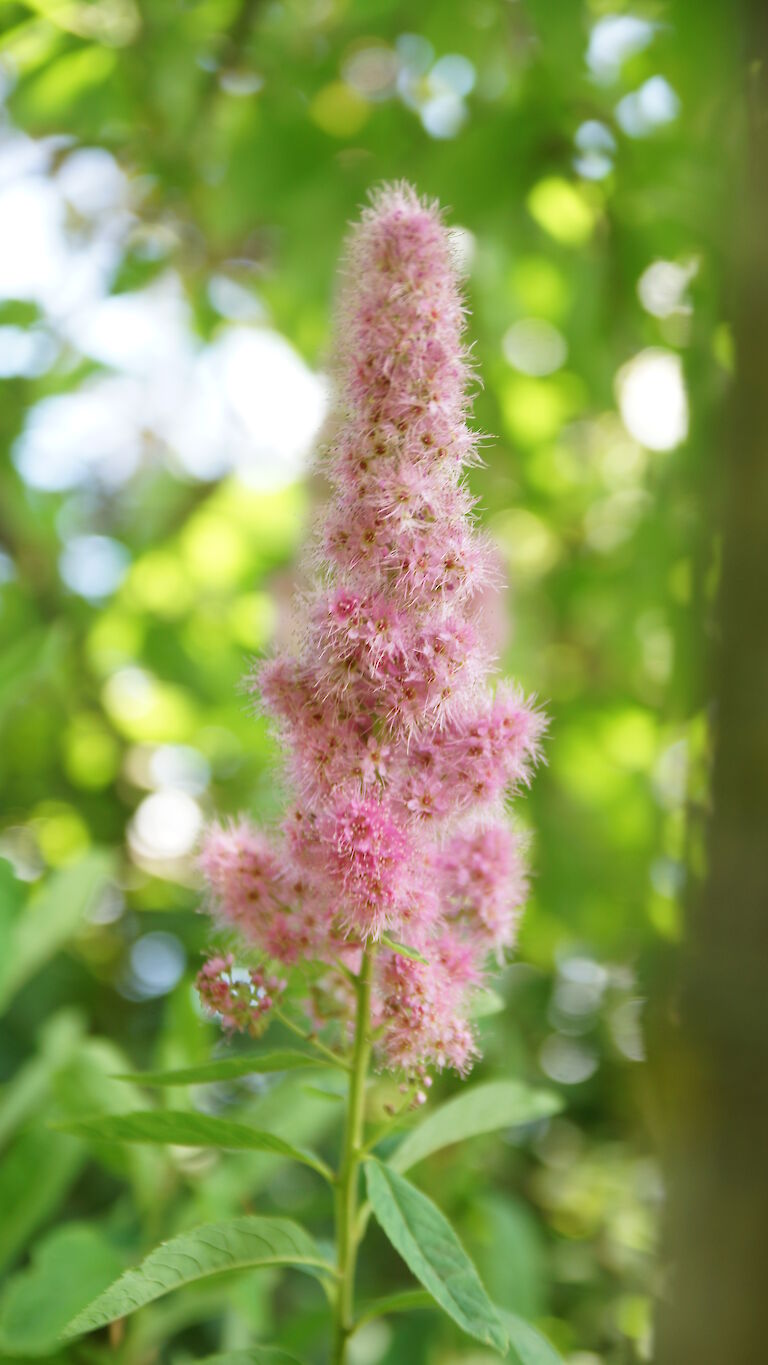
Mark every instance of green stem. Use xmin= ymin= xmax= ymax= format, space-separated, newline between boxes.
xmin=273 ymin=1006 xmax=351 ymax=1070
xmin=332 ymin=946 xmax=373 ymax=1363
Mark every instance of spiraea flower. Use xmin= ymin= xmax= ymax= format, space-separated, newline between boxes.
xmin=196 ymin=954 xmax=285 ymax=1038
xmin=320 ymin=796 xmax=411 ymax=940
xmin=438 ymin=823 xmax=528 ymax=951
xmin=199 ymin=183 xmax=545 ymax=1072
xmin=199 ymin=819 xmax=287 ymax=939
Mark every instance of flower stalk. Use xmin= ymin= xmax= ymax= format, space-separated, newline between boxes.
xmin=332 ymin=946 xmax=374 ymax=1363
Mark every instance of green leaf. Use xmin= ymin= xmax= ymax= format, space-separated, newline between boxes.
xmin=299 ymin=1084 xmax=345 ymax=1103
xmin=0 ymin=1011 xmax=85 ymax=1148
xmin=471 ymin=1194 xmax=546 ymax=1321
xmin=0 ymin=852 xmax=113 ymax=1014
xmin=63 ymin=1216 xmax=333 ymax=1338
xmin=390 ymin=1080 xmax=562 ymax=1173
xmin=0 ymin=1128 xmax=84 ymax=1276
xmin=50 ymin=1037 xmax=169 ymax=1213
xmin=121 ymin=1050 xmax=337 ymax=1086
xmin=198 ymin=1351 xmax=303 ymax=1365
xmin=0 ymin=1223 xmax=125 ymax=1356
xmin=365 ymin=1159 xmax=507 ymax=1354
xmin=469 ymin=987 xmax=506 ymax=1018
xmin=355 ymin=1288 xmax=434 ymax=1331
xmin=13 ymin=45 xmax=118 ymax=127
xmin=54 ymin=1111 xmax=333 ymax=1181
xmin=0 ymin=861 xmax=19 ymax=1003
xmin=500 ymin=1309 xmax=565 ymax=1365
xmin=380 ymin=934 xmax=429 ymax=964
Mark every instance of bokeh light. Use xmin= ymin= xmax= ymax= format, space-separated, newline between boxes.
xmin=616 ymin=349 xmax=689 ymax=450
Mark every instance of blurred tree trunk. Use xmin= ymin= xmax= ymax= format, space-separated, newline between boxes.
xmin=655 ymin=3 xmax=768 ymax=1362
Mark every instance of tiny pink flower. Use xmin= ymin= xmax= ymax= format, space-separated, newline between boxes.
xmin=321 ymin=796 xmax=410 ymax=940
xmin=199 ymin=819 xmax=285 ymax=941
xmin=439 ymin=823 xmax=527 ymax=951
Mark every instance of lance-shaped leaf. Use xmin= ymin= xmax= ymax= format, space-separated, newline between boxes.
xmin=0 ymin=1128 xmax=84 ymax=1277
xmin=54 ymin=1111 xmax=332 ymax=1181
xmin=390 ymin=1080 xmax=561 ymax=1173
xmin=0 ymin=852 xmax=113 ymax=1015
xmin=119 ymin=1051 xmax=339 ymax=1087
xmin=365 ymin=1160 xmax=507 ymax=1354
xmin=354 ymin=1288 xmax=434 ymax=1331
xmin=63 ymin=1216 xmax=333 ymax=1338
xmin=380 ymin=935 xmax=429 ymax=964
xmin=500 ymin=1308 xmax=565 ymax=1365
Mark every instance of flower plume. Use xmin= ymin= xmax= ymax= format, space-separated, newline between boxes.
xmin=199 ymin=183 xmax=545 ymax=1075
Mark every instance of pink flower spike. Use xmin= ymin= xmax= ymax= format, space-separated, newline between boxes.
xmin=196 ymin=182 xmax=545 ymax=1076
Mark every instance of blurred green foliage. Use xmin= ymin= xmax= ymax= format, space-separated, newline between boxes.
xmin=0 ymin=1 xmax=736 ymax=1362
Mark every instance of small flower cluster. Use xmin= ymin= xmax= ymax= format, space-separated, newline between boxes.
xmin=198 ymin=184 xmax=544 ymax=1073
xmin=196 ymin=954 xmax=286 ymax=1038
xmin=321 ymin=796 xmax=410 ymax=939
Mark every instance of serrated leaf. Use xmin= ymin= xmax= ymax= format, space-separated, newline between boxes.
xmin=120 ymin=1050 xmax=338 ymax=1086
xmin=500 ymin=1308 xmax=565 ymax=1365
xmin=54 ymin=1111 xmax=332 ymax=1181
xmin=365 ymin=1160 xmax=507 ymax=1354
xmin=63 ymin=1216 xmax=333 ymax=1338
xmin=0 ymin=1222 xmax=124 ymax=1356
xmin=380 ymin=934 xmax=429 ymax=964
xmin=198 ymin=1351 xmax=303 ymax=1365
xmin=390 ymin=1080 xmax=562 ymax=1173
